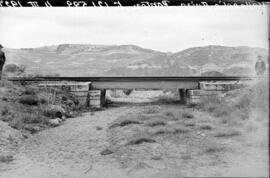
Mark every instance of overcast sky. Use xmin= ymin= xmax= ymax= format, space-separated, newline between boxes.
xmin=0 ymin=6 xmax=268 ymax=52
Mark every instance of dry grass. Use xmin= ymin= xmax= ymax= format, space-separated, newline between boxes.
xmin=142 ymin=105 xmax=161 ymax=114
xmin=0 ymin=155 xmax=14 ymax=163
xmin=199 ymin=124 xmax=213 ymax=130
xmin=100 ymin=148 xmax=114 ymax=155
xmin=19 ymin=95 xmax=39 ymax=105
xmin=152 ymin=125 xmax=190 ymax=135
xmin=182 ymin=112 xmax=194 ymax=119
xmin=183 ymin=122 xmax=196 ymax=127
xmin=162 ymin=110 xmax=181 ymax=121
xmin=204 ymin=146 xmax=224 ymax=154
xmin=146 ymin=120 xmax=167 ymax=127
xmin=181 ymin=153 xmax=192 ymax=160
xmin=213 ymin=129 xmax=241 ymax=138
xmin=109 ymin=119 xmax=142 ymax=129
xmin=0 ymin=78 xmax=83 ymax=133
xmin=126 ymin=136 xmax=156 ymax=145
xmin=173 ymin=126 xmax=190 ymax=134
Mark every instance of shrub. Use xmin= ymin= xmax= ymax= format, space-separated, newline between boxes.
xmin=4 ymin=64 xmax=26 ymax=75
xmin=19 ymin=95 xmax=39 ymax=105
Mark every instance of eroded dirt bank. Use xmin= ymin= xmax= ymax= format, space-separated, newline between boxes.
xmin=0 ymin=104 xmax=268 ymax=178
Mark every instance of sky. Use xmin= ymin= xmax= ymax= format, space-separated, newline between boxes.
xmin=0 ymin=6 xmax=269 ymax=52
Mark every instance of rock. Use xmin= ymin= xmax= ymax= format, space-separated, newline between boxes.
xmin=48 ymin=118 xmax=60 ymax=127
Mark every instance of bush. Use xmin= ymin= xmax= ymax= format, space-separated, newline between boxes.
xmin=42 ymin=105 xmax=65 ymax=118
xmin=4 ymin=64 xmax=26 ymax=74
xmin=19 ymin=95 xmax=39 ymax=105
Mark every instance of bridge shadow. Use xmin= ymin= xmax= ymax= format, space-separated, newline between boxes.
xmin=104 ymin=99 xmax=183 ymax=108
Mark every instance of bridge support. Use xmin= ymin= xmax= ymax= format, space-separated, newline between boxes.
xmin=178 ymin=89 xmax=187 ymax=104
xmin=88 ymin=89 xmax=106 ymax=109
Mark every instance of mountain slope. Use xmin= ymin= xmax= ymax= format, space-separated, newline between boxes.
xmin=4 ymin=44 xmax=268 ymax=76
xmin=106 ymin=45 xmax=268 ymax=76
xmin=5 ymin=44 xmax=163 ymax=76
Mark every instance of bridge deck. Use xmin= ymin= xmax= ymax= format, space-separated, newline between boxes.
xmin=9 ymin=76 xmax=253 ymax=89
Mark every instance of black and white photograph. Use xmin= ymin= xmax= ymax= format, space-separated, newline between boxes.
xmin=0 ymin=4 xmax=269 ymax=177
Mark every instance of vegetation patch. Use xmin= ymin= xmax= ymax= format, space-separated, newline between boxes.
xmin=142 ymin=105 xmax=161 ymax=114
xmin=173 ymin=127 xmax=190 ymax=134
xmin=204 ymin=146 xmax=224 ymax=154
xmin=182 ymin=112 xmax=194 ymax=119
xmin=0 ymin=155 xmax=14 ymax=163
xmin=152 ymin=128 xmax=173 ymax=135
xmin=214 ymin=130 xmax=241 ymax=138
xmin=146 ymin=120 xmax=167 ymax=127
xmin=100 ymin=148 xmax=114 ymax=155
xmin=152 ymin=126 xmax=190 ymax=135
xmin=126 ymin=137 xmax=156 ymax=145
xmin=184 ymin=122 xmax=196 ymax=127
xmin=19 ymin=95 xmax=39 ymax=105
xmin=109 ymin=119 xmax=142 ymax=129
xmin=199 ymin=124 xmax=213 ymax=130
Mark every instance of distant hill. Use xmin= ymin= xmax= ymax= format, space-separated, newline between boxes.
xmin=4 ymin=44 xmax=268 ymax=76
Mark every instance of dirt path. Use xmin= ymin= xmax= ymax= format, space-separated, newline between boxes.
xmin=1 ymin=106 xmax=141 ymax=178
xmin=0 ymin=104 xmax=268 ymax=178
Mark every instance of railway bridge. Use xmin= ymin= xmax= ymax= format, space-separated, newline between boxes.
xmin=9 ymin=76 xmax=253 ymax=107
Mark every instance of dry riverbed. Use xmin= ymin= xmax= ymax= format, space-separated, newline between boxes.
xmin=0 ymin=103 xmax=268 ymax=178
